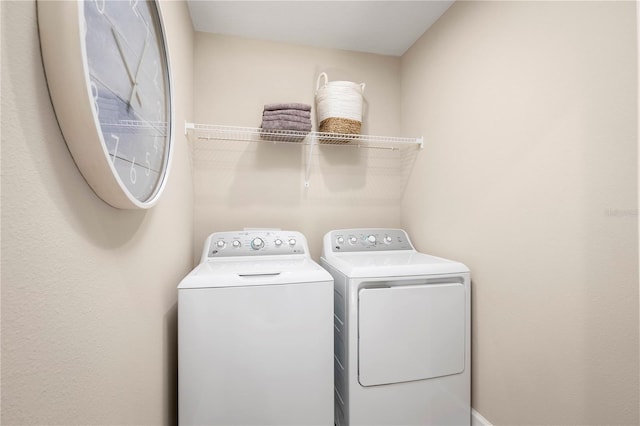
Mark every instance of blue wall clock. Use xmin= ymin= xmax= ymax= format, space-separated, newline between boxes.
xmin=38 ymin=0 xmax=174 ymax=209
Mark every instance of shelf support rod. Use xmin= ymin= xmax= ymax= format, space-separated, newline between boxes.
xmin=304 ymin=135 xmax=317 ymax=188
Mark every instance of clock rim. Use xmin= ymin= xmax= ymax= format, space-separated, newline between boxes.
xmin=37 ymin=0 xmax=175 ymax=210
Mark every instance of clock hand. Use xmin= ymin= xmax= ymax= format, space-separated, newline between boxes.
xmin=111 ymin=26 xmax=142 ymax=107
xmin=128 ymin=38 xmax=148 ymax=107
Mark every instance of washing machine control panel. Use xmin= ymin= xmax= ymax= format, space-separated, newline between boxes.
xmin=329 ymin=229 xmax=414 ymax=252
xmin=204 ymin=230 xmax=306 ymax=259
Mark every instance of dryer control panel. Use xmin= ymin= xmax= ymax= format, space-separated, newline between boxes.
xmin=203 ymin=230 xmax=307 ymax=261
xmin=327 ymin=229 xmax=414 ymax=252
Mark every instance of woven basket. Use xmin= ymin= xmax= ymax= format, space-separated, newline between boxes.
xmin=315 ymin=72 xmax=365 ymax=138
xmin=318 ymin=118 xmax=362 ymax=144
xmin=319 ymin=117 xmax=361 ymax=134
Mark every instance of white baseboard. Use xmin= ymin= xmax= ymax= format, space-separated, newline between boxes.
xmin=471 ymin=408 xmax=493 ymax=426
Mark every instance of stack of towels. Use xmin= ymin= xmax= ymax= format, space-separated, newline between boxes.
xmin=261 ymin=103 xmax=312 ymax=133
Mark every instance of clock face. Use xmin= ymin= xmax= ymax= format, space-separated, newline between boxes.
xmin=82 ymin=0 xmax=171 ymax=204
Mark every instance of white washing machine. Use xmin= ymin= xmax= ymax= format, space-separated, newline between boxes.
xmin=178 ymin=230 xmax=334 ymax=426
xmin=321 ymin=228 xmax=471 ymax=426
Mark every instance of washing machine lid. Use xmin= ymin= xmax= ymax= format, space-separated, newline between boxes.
xmin=322 ymin=251 xmax=469 ymax=278
xmin=178 ymin=257 xmax=332 ymax=289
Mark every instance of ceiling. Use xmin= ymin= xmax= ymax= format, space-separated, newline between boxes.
xmin=186 ymin=1 xmax=455 ymax=57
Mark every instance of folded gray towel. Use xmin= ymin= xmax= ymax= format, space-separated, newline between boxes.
xmin=263 ymin=109 xmax=311 ymax=118
xmin=264 ymin=103 xmax=311 ymax=112
xmin=261 ymin=120 xmax=312 ymax=132
xmin=259 ymin=129 xmax=306 ymax=142
xmin=262 ymin=114 xmax=311 ymax=124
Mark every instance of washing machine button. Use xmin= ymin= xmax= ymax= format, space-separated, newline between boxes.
xmin=251 ymin=238 xmax=264 ymax=250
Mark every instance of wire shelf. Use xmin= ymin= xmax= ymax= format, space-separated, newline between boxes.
xmin=184 ymin=122 xmax=423 ymax=188
xmin=185 ymin=123 xmax=423 ymax=150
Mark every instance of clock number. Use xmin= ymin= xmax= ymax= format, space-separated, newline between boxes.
xmin=130 ymin=158 xmax=137 ymax=184
xmin=94 ymin=0 xmax=105 ymax=14
xmin=143 ymin=18 xmax=150 ymax=39
xmin=130 ymin=0 xmax=140 ymax=19
xmin=90 ymin=81 xmax=100 ymax=117
xmin=153 ymin=60 xmax=159 ymax=88
xmin=110 ymin=134 xmax=119 ymax=162
xmin=145 ymin=152 xmax=151 ymax=176
xmin=156 ymin=100 xmax=162 ymax=123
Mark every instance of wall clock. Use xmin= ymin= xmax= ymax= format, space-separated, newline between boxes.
xmin=37 ymin=0 xmax=174 ymax=209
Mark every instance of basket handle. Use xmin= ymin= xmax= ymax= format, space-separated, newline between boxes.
xmin=316 ymin=72 xmax=328 ymax=93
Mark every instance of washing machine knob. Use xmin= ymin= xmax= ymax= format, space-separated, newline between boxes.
xmin=274 ymin=239 xmax=283 ymax=247
xmin=288 ymin=238 xmax=297 ymax=246
xmin=216 ymin=240 xmax=226 ymax=248
xmin=348 ymin=236 xmax=357 ymax=244
xmin=251 ymin=237 xmax=264 ymax=250
xmin=336 ymin=236 xmax=345 ymax=244
xmin=232 ymin=240 xmax=241 ymax=248
xmin=384 ymin=235 xmax=392 ymax=244
xmin=367 ymin=235 xmax=377 ymax=244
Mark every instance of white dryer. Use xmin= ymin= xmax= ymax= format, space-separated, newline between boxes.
xmin=178 ymin=230 xmax=334 ymax=426
xmin=321 ymin=229 xmax=471 ymax=426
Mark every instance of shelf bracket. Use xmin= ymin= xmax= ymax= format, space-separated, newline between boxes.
xmin=184 ymin=121 xmax=195 ymax=136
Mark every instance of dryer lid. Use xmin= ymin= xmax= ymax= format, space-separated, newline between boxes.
xmin=178 ymin=257 xmax=332 ymax=289
xmin=358 ymin=283 xmax=466 ymax=386
xmin=321 ymin=251 xmax=469 ymax=278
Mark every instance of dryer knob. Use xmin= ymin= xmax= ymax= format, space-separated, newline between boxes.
xmin=216 ymin=240 xmax=226 ymax=248
xmin=288 ymin=238 xmax=297 ymax=246
xmin=349 ymin=236 xmax=357 ymax=244
xmin=336 ymin=236 xmax=345 ymax=245
xmin=251 ymin=238 xmax=264 ymax=250
xmin=232 ymin=240 xmax=241 ymax=248
xmin=274 ymin=239 xmax=283 ymax=247
xmin=367 ymin=235 xmax=377 ymax=244
xmin=384 ymin=235 xmax=393 ymax=244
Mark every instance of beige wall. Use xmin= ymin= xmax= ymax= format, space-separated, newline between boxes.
xmin=192 ymin=33 xmax=404 ymax=260
xmin=1 ymin=1 xmax=194 ymax=424
xmin=401 ymin=1 xmax=638 ymax=424
xmin=2 ymin=1 xmax=638 ymax=425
